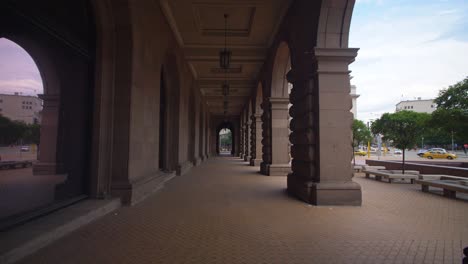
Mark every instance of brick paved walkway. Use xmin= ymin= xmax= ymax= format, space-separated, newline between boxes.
xmin=20 ymin=157 xmax=468 ymax=264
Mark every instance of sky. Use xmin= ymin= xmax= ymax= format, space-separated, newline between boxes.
xmin=0 ymin=39 xmax=43 ymax=96
xmin=1 ymin=0 xmax=468 ymax=122
xmin=349 ymin=0 xmax=468 ymax=122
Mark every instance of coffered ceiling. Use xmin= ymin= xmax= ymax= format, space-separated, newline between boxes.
xmin=160 ymin=0 xmax=291 ymax=116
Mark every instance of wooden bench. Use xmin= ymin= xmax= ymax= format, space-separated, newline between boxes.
xmin=362 ymin=169 xmax=419 ymax=183
xmin=415 ymin=179 xmax=468 ymax=199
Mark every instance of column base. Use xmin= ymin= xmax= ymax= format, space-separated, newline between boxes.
xmin=260 ymin=163 xmax=291 ymax=176
xmin=193 ymin=157 xmax=202 ymax=166
xmin=112 ymin=170 xmax=176 ymax=205
xmin=33 ymin=162 xmax=64 ymax=175
xmin=240 ymin=154 xmax=244 ymax=159
xmin=260 ymin=162 xmax=269 ymax=175
xmin=243 ymin=155 xmax=251 ymax=162
xmin=249 ymin=158 xmax=262 ymax=166
xmin=177 ymin=161 xmax=193 ymax=176
xmin=287 ymin=174 xmax=362 ymax=206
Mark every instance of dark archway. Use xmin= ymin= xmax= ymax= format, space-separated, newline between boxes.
xmin=159 ymin=68 xmax=167 ymax=171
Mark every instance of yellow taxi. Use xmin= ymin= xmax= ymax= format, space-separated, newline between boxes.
xmin=354 ymin=149 xmax=367 ymax=156
xmin=422 ymin=150 xmax=457 ymax=160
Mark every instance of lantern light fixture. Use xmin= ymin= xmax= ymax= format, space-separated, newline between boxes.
xmin=219 ymin=14 xmax=231 ymax=69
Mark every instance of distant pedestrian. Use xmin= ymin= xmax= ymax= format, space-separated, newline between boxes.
xmin=464 ymin=144 xmax=468 ymax=155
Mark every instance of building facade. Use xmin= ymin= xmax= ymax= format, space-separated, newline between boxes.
xmin=350 ymin=84 xmax=359 ymax=118
xmin=395 ymin=98 xmax=436 ymax=113
xmin=0 ymin=93 xmax=42 ymax=124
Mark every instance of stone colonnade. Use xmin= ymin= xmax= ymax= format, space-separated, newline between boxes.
xmin=234 ymin=0 xmax=362 ymax=205
xmin=3 ymin=0 xmax=361 ymax=208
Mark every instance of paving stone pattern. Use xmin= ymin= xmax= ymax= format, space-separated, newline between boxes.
xmin=20 ymin=157 xmax=468 ymax=264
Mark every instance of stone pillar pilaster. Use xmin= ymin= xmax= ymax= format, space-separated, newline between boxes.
xmin=33 ymin=94 xmax=63 ymax=175
xmin=243 ymin=119 xmax=251 ymax=161
xmin=260 ymin=101 xmax=271 ymax=174
xmin=287 ymin=48 xmax=362 ymax=206
xmin=259 ymin=98 xmax=290 ymax=175
xmin=249 ymin=113 xmax=262 ymax=166
xmin=263 ymin=97 xmax=291 ymax=176
xmin=239 ymin=120 xmax=244 ymax=159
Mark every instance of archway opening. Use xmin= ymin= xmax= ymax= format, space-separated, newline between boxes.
xmin=159 ymin=69 xmax=167 ymax=171
xmin=0 ymin=38 xmax=61 ymax=222
xmin=219 ymin=128 xmax=232 ymax=155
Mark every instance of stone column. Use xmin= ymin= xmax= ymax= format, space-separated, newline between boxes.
xmin=249 ymin=113 xmax=262 ymax=166
xmin=33 ymin=94 xmax=63 ymax=175
xmin=264 ymin=97 xmax=291 ymax=175
xmin=267 ymin=98 xmax=291 ymax=176
xmin=260 ymin=101 xmax=271 ymax=174
xmin=239 ymin=116 xmax=244 ymax=158
xmin=287 ymin=48 xmax=361 ymax=206
xmin=243 ymin=118 xmax=251 ymax=162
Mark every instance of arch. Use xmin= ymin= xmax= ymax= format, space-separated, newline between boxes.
xmin=270 ymin=42 xmax=291 ymax=98
xmin=0 ymin=1 xmax=98 ymax=225
xmin=254 ymin=82 xmax=264 ymax=115
xmin=316 ymin=0 xmax=354 ymax=48
xmin=216 ymin=121 xmax=235 ymax=156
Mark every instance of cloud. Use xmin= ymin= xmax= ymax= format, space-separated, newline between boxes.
xmin=349 ymin=0 xmax=468 ymax=122
xmin=0 ymin=79 xmax=43 ymax=95
xmin=0 ymin=38 xmax=43 ymax=96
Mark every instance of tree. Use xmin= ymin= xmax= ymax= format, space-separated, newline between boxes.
xmin=431 ymin=77 xmax=468 ymax=145
xmin=434 ymin=76 xmax=468 ymax=110
xmin=371 ymin=111 xmax=430 ymax=173
xmin=0 ymin=115 xmax=41 ymax=145
xmin=352 ymin=119 xmax=372 ymax=165
xmin=0 ymin=115 xmax=27 ymax=145
xmin=219 ymin=129 xmax=232 ymax=151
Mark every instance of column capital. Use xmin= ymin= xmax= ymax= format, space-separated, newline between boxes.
xmin=39 ymin=94 xmax=60 ymax=107
xmin=314 ymin=48 xmax=359 ymax=61
xmin=268 ymin=97 xmax=289 ymax=104
xmin=314 ymin=48 xmax=359 ymax=74
xmin=268 ymin=97 xmax=289 ymax=110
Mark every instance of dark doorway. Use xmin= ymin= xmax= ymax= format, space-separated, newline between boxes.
xmin=159 ymin=69 xmax=167 ymax=171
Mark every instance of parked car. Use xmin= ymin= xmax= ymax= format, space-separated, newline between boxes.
xmin=427 ymin=148 xmax=447 ymax=153
xmin=394 ymin=149 xmax=402 ymax=155
xmin=20 ymin=146 xmax=30 ymax=152
xmin=422 ymin=150 xmax=457 ymax=160
xmin=417 ymin=149 xmax=428 ymax=157
xmin=354 ymin=149 xmax=367 ymax=156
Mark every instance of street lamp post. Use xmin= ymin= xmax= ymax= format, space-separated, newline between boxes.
xmin=451 ymin=130 xmax=454 ymax=152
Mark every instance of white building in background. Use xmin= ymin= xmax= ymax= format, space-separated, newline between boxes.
xmin=395 ymin=98 xmax=436 ymax=114
xmin=350 ymin=84 xmax=359 ymax=118
xmin=0 ymin=93 xmax=43 ymax=124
